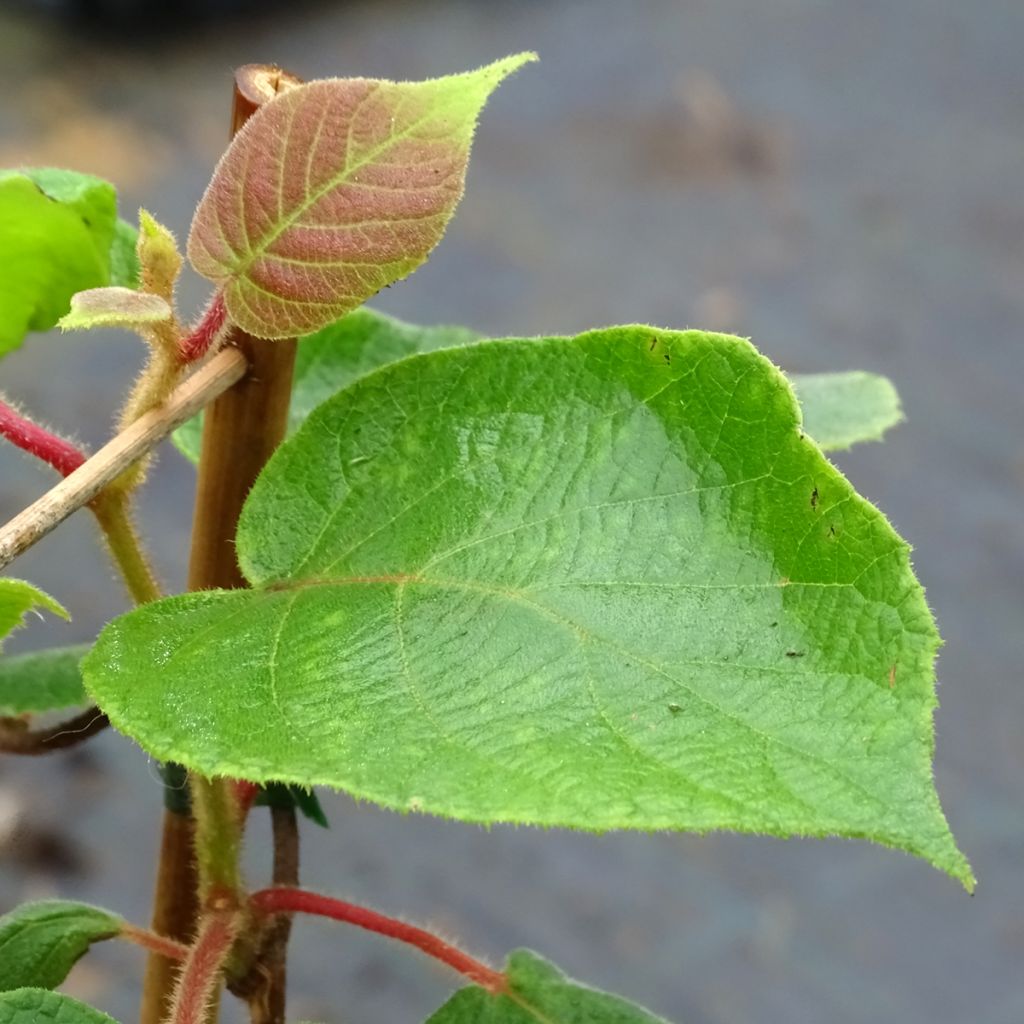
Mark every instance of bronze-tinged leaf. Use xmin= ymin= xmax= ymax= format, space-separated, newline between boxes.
xmin=187 ymin=54 xmax=536 ymax=339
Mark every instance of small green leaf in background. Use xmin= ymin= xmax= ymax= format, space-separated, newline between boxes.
xmin=255 ymin=782 xmax=330 ymax=828
xmin=108 ymin=217 xmax=142 ymax=289
xmin=0 ymin=901 xmax=121 ymax=991
xmin=0 ymin=989 xmax=120 ymax=1024
xmin=172 ymin=307 xmax=480 ymax=463
xmin=427 ymin=950 xmax=670 ymax=1023
xmin=187 ymin=53 xmax=536 ymax=339
xmin=0 ymin=169 xmax=138 ymax=357
xmin=0 ymin=580 xmax=67 ymax=648
xmin=0 ymin=645 xmax=89 ymax=716
xmin=85 ymin=327 xmax=972 ymax=888
xmin=58 ymin=287 xmax=172 ymax=333
xmin=790 ymin=371 xmax=903 ymax=451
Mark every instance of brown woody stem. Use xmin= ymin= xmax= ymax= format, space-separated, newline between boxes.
xmin=140 ymin=63 xmax=302 ymax=1024
xmin=233 ymin=804 xmax=299 ymax=1023
xmin=0 ymin=706 xmax=109 ymax=755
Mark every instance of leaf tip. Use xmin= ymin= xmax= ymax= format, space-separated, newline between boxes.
xmin=467 ymin=51 xmax=538 ymax=92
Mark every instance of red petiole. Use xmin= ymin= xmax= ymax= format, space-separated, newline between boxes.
xmin=0 ymin=399 xmax=87 ymax=477
xmin=249 ymin=886 xmax=507 ymax=994
xmin=179 ymin=293 xmax=229 ymax=364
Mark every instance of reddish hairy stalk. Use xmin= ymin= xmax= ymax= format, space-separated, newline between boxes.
xmin=166 ymin=911 xmax=241 ymax=1024
xmin=179 ymin=294 xmax=228 ymax=364
xmin=249 ymin=888 xmax=506 ymax=994
xmin=0 ymin=398 xmax=86 ymax=477
xmin=120 ymin=922 xmax=190 ymax=961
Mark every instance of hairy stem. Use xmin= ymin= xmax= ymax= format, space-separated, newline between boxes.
xmin=0 ymin=397 xmax=86 ymax=477
xmin=90 ymin=490 xmax=162 ymax=605
xmin=248 ymin=888 xmax=506 ymax=994
xmin=166 ymin=910 xmax=241 ymax=1024
xmin=191 ymin=774 xmax=243 ymax=902
xmin=179 ymin=294 xmax=228 ymax=364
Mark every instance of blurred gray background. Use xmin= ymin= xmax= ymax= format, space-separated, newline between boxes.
xmin=0 ymin=1 xmax=1021 ymax=1022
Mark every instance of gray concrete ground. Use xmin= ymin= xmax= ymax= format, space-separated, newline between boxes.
xmin=0 ymin=1 xmax=1021 ymax=1021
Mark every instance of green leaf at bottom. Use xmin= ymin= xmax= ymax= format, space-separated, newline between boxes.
xmin=0 ymin=901 xmax=121 ymax=991
xmin=85 ymin=327 xmax=971 ymax=888
xmin=0 ymin=990 xmax=119 ymax=1024
xmin=427 ymin=950 xmax=670 ymax=1023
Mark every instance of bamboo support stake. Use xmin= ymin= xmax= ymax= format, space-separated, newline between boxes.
xmin=140 ymin=64 xmax=302 ymax=1024
xmin=0 ymin=348 xmax=246 ymax=570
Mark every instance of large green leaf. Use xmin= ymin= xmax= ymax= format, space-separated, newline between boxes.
xmin=0 ymin=580 xmax=67 ymax=649
xmin=790 ymin=371 xmax=903 ymax=451
xmin=172 ymin=307 xmax=480 ymax=464
xmin=427 ymin=950 xmax=670 ymax=1023
xmin=0 ymin=989 xmax=119 ymax=1024
xmin=84 ymin=327 xmax=971 ymax=887
xmin=0 ymin=645 xmax=89 ymax=716
xmin=0 ymin=901 xmax=121 ymax=991
xmin=187 ymin=54 xmax=535 ymax=339
xmin=0 ymin=169 xmax=138 ymax=357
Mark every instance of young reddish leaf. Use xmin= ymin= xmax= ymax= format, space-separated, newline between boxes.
xmin=58 ymin=287 xmax=173 ymax=332
xmin=187 ymin=53 xmax=536 ymax=339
